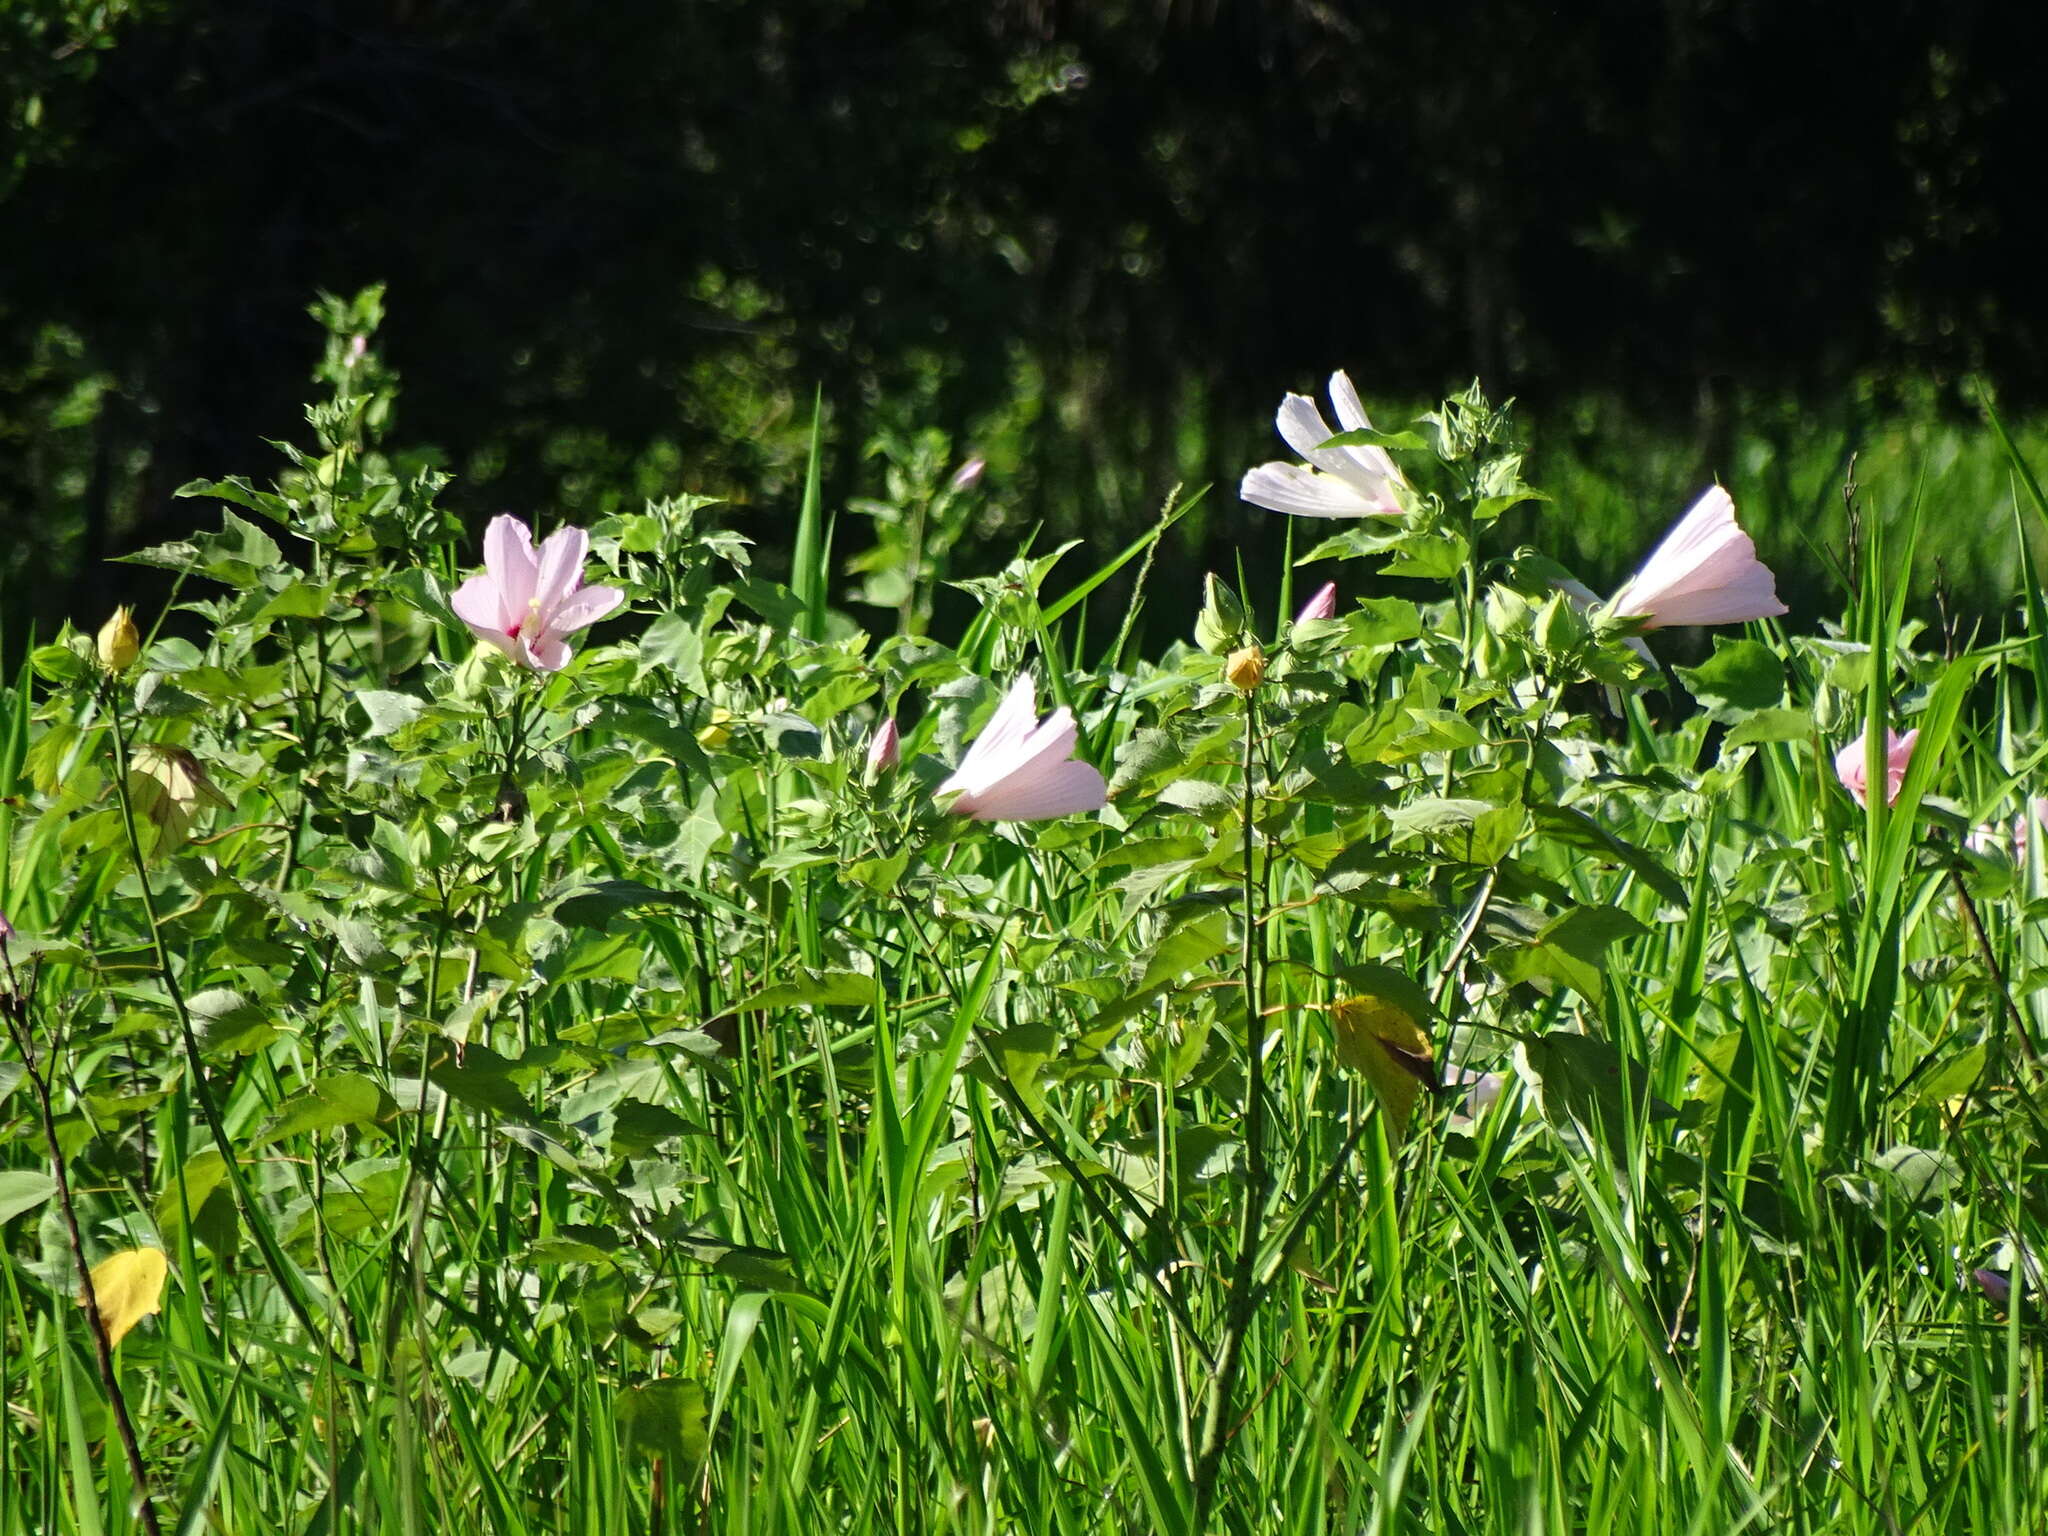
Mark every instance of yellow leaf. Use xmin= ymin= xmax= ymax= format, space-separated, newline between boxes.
xmin=82 ymin=1247 xmax=169 ymax=1348
xmin=126 ymin=744 xmax=231 ymax=856
xmin=1330 ymin=995 xmax=1435 ymax=1143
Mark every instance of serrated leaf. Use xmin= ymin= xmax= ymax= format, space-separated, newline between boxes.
xmin=188 ymin=988 xmax=278 ymax=1056
xmin=552 ymin=880 xmax=694 ymax=932
xmin=1156 ymin=779 xmax=1239 ymax=817
xmin=736 ymin=968 xmax=880 ymax=1011
xmin=153 ymin=1148 xmax=238 ymax=1255
xmin=636 ymin=615 xmax=707 ymax=691
xmin=1528 ymin=804 xmax=1688 ymax=909
xmin=1723 ymin=708 xmax=1812 ymax=747
xmin=1109 ymin=727 xmax=1192 ymax=798
xmin=611 ymin=1100 xmax=708 ymax=1156
xmin=1498 ymin=904 xmax=1648 ymax=1003
xmin=388 ymin=566 xmax=463 ymax=630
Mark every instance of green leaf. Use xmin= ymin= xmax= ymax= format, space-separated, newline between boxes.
xmin=1676 ymin=638 xmax=1785 ymax=719
xmin=355 ymin=690 xmax=427 ymax=738
xmin=1195 ymin=574 xmax=1246 ymax=654
xmin=1155 ymin=779 xmax=1238 ymax=818
xmin=0 ymin=1171 xmax=58 ymax=1226
xmin=430 ymin=1047 xmax=536 ymax=1122
xmin=1521 ymin=1031 xmax=1679 ymax=1132
xmin=255 ymin=1073 xmax=398 ymax=1144
xmin=1381 ymin=528 xmax=1469 ymax=580
xmin=611 ymin=1100 xmax=708 ymax=1156
xmin=188 ymin=988 xmax=279 ymax=1056
xmin=153 ymin=1148 xmax=238 ymax=1255
xmin=616 ymin=1379 xmax=712 ymax=1463
xmin=1498 ymin=905 xmax=1649 ymax=1004
xmin=637 ymin=614 xmax=707 ymax=691
xmin=1528 ymin=803 xmax=1688 ymax=909
xmin=388 ymin=566 xmax=463 ymax=630
xmin=1109 ymin=727 xmax=1193 ymax=799
xmin=1723 ymin=708 xmax=1812 ymax=747
xmin=736 ymin=968 xmax=880 ymax=1012
xmin=553 ymin=880 xmax=694 ymax=932
xmin=1317 ymin=426 xmax=1431 ymax=453
xmin=1347 ymin=597 xmax=1423 ymax=649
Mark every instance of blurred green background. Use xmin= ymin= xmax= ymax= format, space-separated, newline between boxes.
xmin=4 ymin=0 xmax=2046 ymax=649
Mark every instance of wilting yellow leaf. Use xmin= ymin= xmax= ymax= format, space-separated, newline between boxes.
xmin=1330 ymin=995 xmax=1435 ymax=1143
xmin=126 ymin=744 xmax=232 ymax=855
xmin=82 ymin=1247 xmax=169 ymax=1348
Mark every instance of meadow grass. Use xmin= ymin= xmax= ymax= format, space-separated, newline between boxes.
xmin=0 ymin=350 xmax=2043 ymax=1536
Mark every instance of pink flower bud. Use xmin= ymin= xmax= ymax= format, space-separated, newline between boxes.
xmin=949 ymin=457 xmax=986 ymax=493
xmin=864 ymin=718 xmax=900 ymax=778
xmin=1294 ymin=582 xmax=1338 ymax=623
xmin=1835 ymin=725 xmax=1918 ymax=808
xmin=1971 ymin=1268 xmax=2013 ymax=1307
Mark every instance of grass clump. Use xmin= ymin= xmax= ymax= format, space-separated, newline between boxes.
xmin=0 ymin=299 xmax=2043 ymax=1535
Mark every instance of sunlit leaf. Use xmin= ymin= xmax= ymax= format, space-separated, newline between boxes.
xmin=1330 ymin=994 xmax=1435 ymax=1143
xmin=82 ymin=1248 xmax=169 ymax=1348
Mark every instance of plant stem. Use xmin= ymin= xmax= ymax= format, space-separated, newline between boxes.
xmin=103 ymin=685 xmax=335 ymax=1351
xmin=1191 ymin=689 xmax=1267 ymax=1525
xmin=0 ymin=954 xmax=163 ymax=1536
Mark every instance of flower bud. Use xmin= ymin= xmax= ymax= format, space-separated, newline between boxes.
xmin=949 ymin=457 xmax=987 ymax=493
xmin=1294 ymin=582 xmax=1338 ymax=624
xmin=97 ymin=607 xmax=140 ymax=674
xmin=864 ymin=718 xmax=901 ymax=779
xmin=1225 ymin=644 xmax=1267 ymax=692
xmin=696 ymin=707 xmax=733 ymax=750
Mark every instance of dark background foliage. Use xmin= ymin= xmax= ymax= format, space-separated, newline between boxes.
xmin=0 ymin=0 xmax=2034 ymax=641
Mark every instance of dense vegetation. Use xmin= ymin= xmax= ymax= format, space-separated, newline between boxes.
xmin=0 ymin=308 xmax=2043 ymax=1533
xmin=5 ymin=0 xmax=2048 ymax=636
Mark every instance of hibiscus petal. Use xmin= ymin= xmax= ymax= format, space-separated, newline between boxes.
xmin=1275 ymin=394 xmax=1352 ymax=477
xmin=938 ymin=677 xmax=1042 ymax=797
xmin=483 ymin=516 xmax=539 ymax=620
xmin=545 ymin=583 xmax=625 ymax=636
xmin=524 ymin=634 xmax=572 ymax=672
xmin=1240 ymin=463 xmax=1392 ymax=519
xmin=1323 ymin=371 xmax=1406 ymax=490
xmin=1608 ymin=487 xmax=1786 ymax=627
xmin=532 ymin=526 xmax=592 ymax=620
xmin=451 ymin=573 xmax=510 ymax=635
xmin=1327 ymin=370 xmax=1372 ymax=435
xmin=959 ymin=758 xmax=1108 ymax=822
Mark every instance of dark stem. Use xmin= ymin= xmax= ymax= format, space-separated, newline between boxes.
xmin=0 ymin=956 xmax=163 ymax=1536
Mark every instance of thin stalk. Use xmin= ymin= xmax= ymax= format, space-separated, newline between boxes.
xmin=0 ymin=952 xmax=162 ymax=1536
xmin=102 ymin=683 xmax=334 ymax=1351
xmin=1191 ymin=685 xmax=1267 ymax=1524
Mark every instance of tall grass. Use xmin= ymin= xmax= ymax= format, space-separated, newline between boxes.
xmin=0 ymin=336 xmax=2042 ymax=1536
